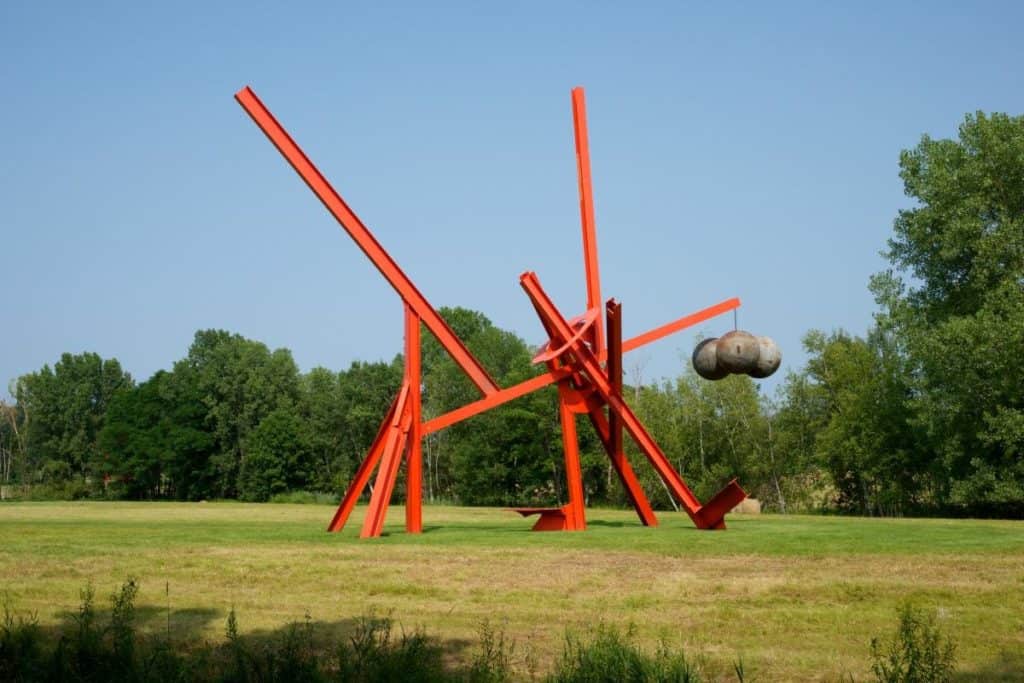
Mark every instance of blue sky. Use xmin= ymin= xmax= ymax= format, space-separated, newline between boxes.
xmin=3 ymin=2 xmax=1023 ymax=399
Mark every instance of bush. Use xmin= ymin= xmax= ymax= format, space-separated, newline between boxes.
xmin=549 ymin=624 xmax=702 ymax=683
xmin=870 ymin=603 xmax=957 ymax=683
xmin=0 ymin=581 xmax=503 ymax=682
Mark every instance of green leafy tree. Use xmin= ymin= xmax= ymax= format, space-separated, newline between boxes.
xmin=872 ymin=111 xmax=1024 ymax=514
xmin=630 ymin=367 xmax=776 ymax=511
xmin=1 ymin=396 xmax=27 ymax=484
xmin=16 ymin=352 xmax=132 ymax=484
xmin=179 ymin=330 xmax=301 ymax=497
xmin=237 ymin=407 xmax=313 ymax=501
xmin=300 ymin=366 xmax=346 ymax=491
xmin=98 ymin=369 xmax=215 ymax=500
xmin=335 ymin=359 xmax=403 ymax=489
xmin=98 ymin=373 xmax=169 ymax=497
xmin=421 ymin=307 xmax=561 ymax=505
xmin=800 ymin=330 xmax=918 ymax=515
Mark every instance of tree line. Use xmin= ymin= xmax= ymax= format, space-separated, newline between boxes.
xmin=2 ymin=111 xmax=1021 ymax=517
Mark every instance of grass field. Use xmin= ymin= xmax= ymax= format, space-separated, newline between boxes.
xmin=0 ymin=502 xmax=1022 ymax=680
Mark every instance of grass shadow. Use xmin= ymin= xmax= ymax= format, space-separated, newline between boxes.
xmin=954 ymin=649 xmax=1024 ymax=682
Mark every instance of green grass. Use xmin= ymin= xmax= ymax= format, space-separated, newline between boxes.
xmin=1 ymin=502 xmax=1022 ymax=680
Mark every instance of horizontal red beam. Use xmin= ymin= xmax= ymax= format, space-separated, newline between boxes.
xmin=618 ymin=297 xmax=741 ymax=356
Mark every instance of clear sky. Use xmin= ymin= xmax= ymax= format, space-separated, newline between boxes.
xmin=3 ymin=2 xmax=1023 ymax=399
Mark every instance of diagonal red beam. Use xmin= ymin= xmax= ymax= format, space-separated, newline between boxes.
xmin=235 ymin=86 xmax=498 ymax=397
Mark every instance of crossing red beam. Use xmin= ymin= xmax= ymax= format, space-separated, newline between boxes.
xmin=421 ymin=296 xmax=741 ymax=434
xmin=520 ymin=271 xmax=746 ymax=527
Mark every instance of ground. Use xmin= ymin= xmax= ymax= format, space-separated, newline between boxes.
xmin=0 ymin=502 xmax=1022 ymax=680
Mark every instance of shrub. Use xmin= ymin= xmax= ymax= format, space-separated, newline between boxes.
xmin=870 ymin=603 xmax=956 ymax=683
xmin=337 ymin=611 xmax=446 ymax=682
xmin=549 ymin=623 xmax=702 ymax=683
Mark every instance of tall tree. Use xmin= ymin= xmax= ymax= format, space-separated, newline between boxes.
xmin=237 ymin=406 xmax=313 ymax=501
xmin=15 ymin=352 xmax=132 ymax=483
xmin=799 ymin=330 xmax=918 ymax=515
xmin=98 ymin=369 xmax=216 ymax=500
xmin=872 ymin=111 xmax=1024 ymax=513
xmin=178 ymin=330 xmax=301 ymax=497
xmin=0 ymin=397 xmax=27 ymax=485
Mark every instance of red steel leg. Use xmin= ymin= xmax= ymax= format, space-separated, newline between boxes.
xmin=404 ymin=305 xmax=423 ymax=533
xmin=360 ymin=384 xmax=412 ymax=538
xmin=327 ymin=393 xmax=399 ymax=532
xmin=557 ymin=383 xmax=587 ymax=531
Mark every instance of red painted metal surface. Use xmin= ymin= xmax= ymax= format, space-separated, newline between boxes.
xmin=420 ymin=296 xmax=741 ymax=435
xmin=572 ymin=87 xmax=604 ymax=356
xmin=237 ymin=83 xmax=747 ymax=538
xmin=360 ymin=382 xmax=411 ymax=538
xmin=234 ymin=87 xmax=498 ymax=398
xmin=404 ymin=305 xmax=423 ymax=533
xmin=601 ymin=300 xmax=658 ymax=526
xmin=557 ymin=383 xmax=587 ymax=531
xmin=520 ymin=271 xmax=747 ymax=529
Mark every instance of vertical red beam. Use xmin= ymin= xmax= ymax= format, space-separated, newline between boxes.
xmin=600 ymin=299 xmax=658 ymax=526
xmin=404 ymin=305 xmax=423 ymax=533
xmin=557 ymin=385 xmax=587 ymax=530
xmin=234 ymin=86 xmax=499 ymax=397
xmin=571 ymin=87 xmax=604 ymax=355
xmin=606 ymin=300 xmax=624 ymax=460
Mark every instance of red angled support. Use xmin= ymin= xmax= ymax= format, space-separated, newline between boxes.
xmin=236 ymin=83 xmax=748 ymax=538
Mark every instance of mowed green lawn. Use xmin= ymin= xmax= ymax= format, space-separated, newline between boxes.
xmin=1 ymin=502 xmax=1022 ymax=680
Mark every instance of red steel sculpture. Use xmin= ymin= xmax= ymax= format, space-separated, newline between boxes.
xmin=235 ymin=85 xmax=749 ymax=538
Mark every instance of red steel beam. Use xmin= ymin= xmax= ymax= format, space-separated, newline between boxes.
xmin=618 ymin=297 xmax=741 ymax=355
xmin=327 ymin=392 xmax=399 ymax=532
xmin=422 ymin=367 xmax=571 ymax=434
xmin=572 ymin=87 xmax=604 ymax=355
xmin=520 ymin=271 xmax=707 ymax=518
xmin=421 ymin=297 xmax=741 ymax=434
xmin=235 ymin=86 xmax=499 ymax=397
xmin=360 ymin=382 xmax=412 ymax=538
xmin=404 ymin=305 xmax=423 ymax=533
xmin=556 ymin=384 xmax=587 ymax=530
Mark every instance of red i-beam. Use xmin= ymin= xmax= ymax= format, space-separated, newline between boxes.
xmin=235 ymin=84 xmax=745 ymax=537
